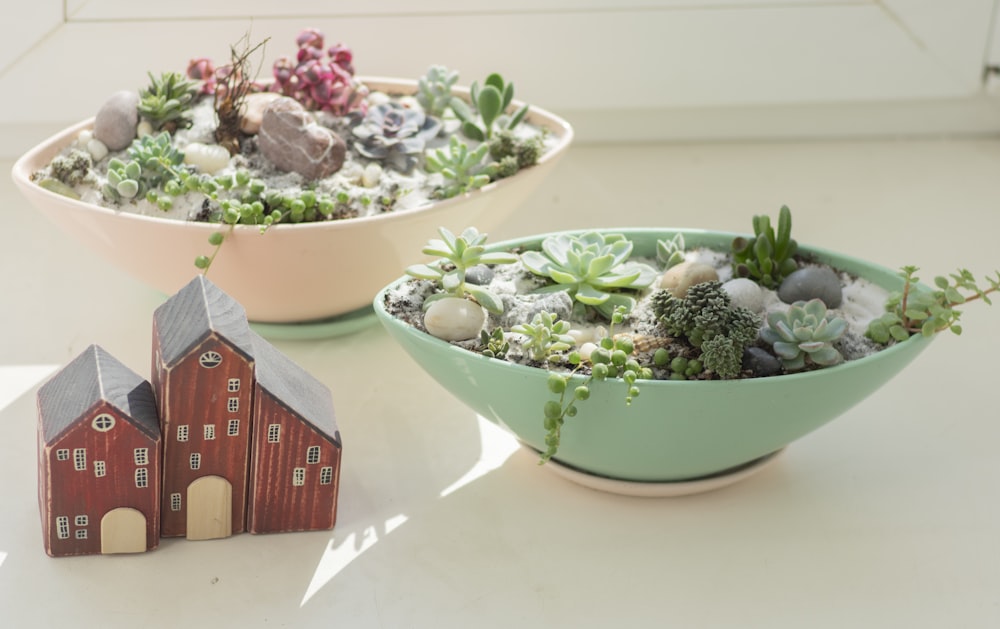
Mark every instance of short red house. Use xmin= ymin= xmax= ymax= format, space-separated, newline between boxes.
xmin=247 ymin=333 xmax=342 ymax=534
xmin=151 ymin=275 xmax=256 ymax=540
xmin=37 ymin=345 xmax=162 ymax=557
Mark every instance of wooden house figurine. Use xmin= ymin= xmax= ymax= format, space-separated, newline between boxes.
xmin=37 ymin=345 xmax=161 ymax=557
xmin=247 ymin=332 xmax=342 ymax=534
xmin=151 ymin=275 xmax=255 ymax=541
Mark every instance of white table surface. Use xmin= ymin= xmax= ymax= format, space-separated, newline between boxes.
xmin=3 ymin=137 xmax=1000 ymax=628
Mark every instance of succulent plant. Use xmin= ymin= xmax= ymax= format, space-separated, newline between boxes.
xmin=425 ymin=135 xmax=492 ymax=199
xmin=651 ymin=281 xmax=761 ymax=379
xmin=656 ymin=233 xmax=686 ymax=269
xmin=480 ymin=327 xmax=510 ymax=359
xmin=450 ymin=73 xmax=529 ymax=141
xmin=511 ymin=311 xmax=576 ymax=363
xmin=406 ymin=227 xmax=518 ymax=314
xmin=102 ymin=158 xmax=144 ymax=202
xmin=352 ymin=103 xmax=443 ymax=173
xmin=271 ymin=29 xmax=367 ymax=115
xmin=485 ymin=129 xmax=543 ymax=180
xmin=761 ymin=298 xmax=847 ymax=371
xmin=417 ymin=65 xmax=460 ymax=118
xmin=137 ymin=72 xmax=199 ymax=132
xmin=521 ymin=231 xmax=658 ymax=320
xmin=732 ymin=205 xmax=799 ymax=288
xmin=125 ymin=132 xmax=186 ymax=190
xmin=866 ymin=265 xmax=1000 ymax=343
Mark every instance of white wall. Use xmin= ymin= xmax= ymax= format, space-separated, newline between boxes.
xmin=2 ymin=0 xmax=999 ymax=156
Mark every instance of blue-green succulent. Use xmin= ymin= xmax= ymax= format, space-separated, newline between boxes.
xmin=521 ymin=231 xmax=658 ymax=320
xmin=761 ymin=298 xmax=847 ymax=371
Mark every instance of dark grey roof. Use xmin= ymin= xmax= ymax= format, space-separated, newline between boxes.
xmin=153 ymin=275 xmax=254 ymax=367
xmin=37 ymin=345 xmax=160 ymax=443
xmin=250 ymin=332 xmax=340 ymax=446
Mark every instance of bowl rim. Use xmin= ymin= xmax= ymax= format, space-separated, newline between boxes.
xmin=10 ymin=75 xmax=575 ymax=235
xmin=374 ymin=225 xmax=933 ymax=387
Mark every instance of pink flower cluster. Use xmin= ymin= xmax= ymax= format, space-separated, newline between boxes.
xmin=271 ymin=28 xmax=368 ymax=115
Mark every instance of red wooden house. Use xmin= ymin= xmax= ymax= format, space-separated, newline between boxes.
xmin=151 ymin=276 xmax=256 ymax=540
xmin=37 ymin=344 xmax=161 ymax=557
xmin=247 ymin=333 xmax=342 ymax=534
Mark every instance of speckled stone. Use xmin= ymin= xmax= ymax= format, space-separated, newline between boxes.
xmin=742 ymin=347 xmax=782 ymax=378
xmin=258 ymin=96 xmax=346 ymax=180
xmin=465 ymin=264 xmax=495 ymax=286
xmin=778 ymin=266 xmax=843 ymax=308
xmin=93 ymin=90 xmax=139 ymax=151
xmin=722 ymin=278 xmax=764 ymax=313
xmin=499 ymin=291 xmax=574 ymax=329
xmin=659 ymin=261 xmax=719 ymax=298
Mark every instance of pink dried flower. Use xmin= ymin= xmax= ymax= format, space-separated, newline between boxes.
xmin=296 ymin=28 xmax=325 ymax=50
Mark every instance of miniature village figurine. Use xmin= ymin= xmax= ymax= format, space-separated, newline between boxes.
xmin=37 ymin=275 xmax=342 ymax=556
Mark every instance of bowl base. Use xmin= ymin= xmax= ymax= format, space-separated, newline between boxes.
xmin=535 ymin=447 xmax=785 ymax=497
xmin=248 ymin=305 xmax=377 ymax=340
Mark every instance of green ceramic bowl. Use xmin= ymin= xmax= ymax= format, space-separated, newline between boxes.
xmin=374 ymin=228 xmax=934 ymax=482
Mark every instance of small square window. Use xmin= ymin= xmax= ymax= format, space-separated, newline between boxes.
xmin=134 ymin=448 xmax=149 ymax=466
xmin=177 ymin=425 xmax=189 ymax=442
xmin=228 ymin=378 xmax=240 ymax=392
xmin=227 ymin=419 xmax=240 ymax=436
xmin=56 ymin=449 xmax=69 ymax=461
xmin=75 ymin=515 xmax=89 ymax=527
xmin=204 ymin=424 xmax=216 ymax=440
xmin=320 ymin=466 xmax=334 ymax=485
xmin=56 ymin=516 xmax=69 ymax=540
xmin=292 ymin=467 xmax=305 ymax=486
xmin=75 ymin=529 xmax=88 ymax=540
xmin=306 ymin=445 xmax=321 ymax=464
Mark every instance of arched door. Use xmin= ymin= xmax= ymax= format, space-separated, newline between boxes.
xmin=187 ymin=475 xmax=233 ymax=541
xmin=100 ymin=508 xmax=147 ymax=554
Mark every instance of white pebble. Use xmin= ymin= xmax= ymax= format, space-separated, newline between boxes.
xmin=362 ymin=162 xmax=382 ymax=188
xmin=722 ymin=278 xmax=764 ymax=313
xmin=136 ymin=120 xmax=154 ymax=138
xmin=397 ymin=95 xmax=422 ymax=110
xmin=577 ymin=342 xmax=598 ymax=362
xmin=184 ymin=142 xmax=231 ymax=174
xmin=424 ymin=297 xmax=486 ymax=341
xmin=77 ymin=129 xmax=94 ymax=146
xmin=367 ymin=91 xmax=391 ymax=107
xmin=86 ymin=138 xmax=109 ymax=161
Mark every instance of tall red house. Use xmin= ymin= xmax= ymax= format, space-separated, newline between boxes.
xmin=151 ymin=276 xmax=256 ymax=540
xmin=37 ymin=345 xmax=162 ymax=557
xmin=247 ymin=333 xmax=342 ymax=533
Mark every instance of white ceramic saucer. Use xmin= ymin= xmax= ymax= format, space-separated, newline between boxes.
xmin=539 ymin=448 xmax=785 ymax=497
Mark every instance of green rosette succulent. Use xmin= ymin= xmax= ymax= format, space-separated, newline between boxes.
xmin=521 ymin=231 xmax=658 ymax=320
xmin=761 ymin=298 xmax=847 ymax=371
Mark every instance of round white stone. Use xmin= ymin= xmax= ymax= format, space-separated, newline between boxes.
xmin=136 ymin=119 xmax=154 ymax=138
xmin=424 ymin=297 xmax=486 ymax=341
xmin=86 ymin=138 xmax=109 ymax=161
xmin=362 ymin=162 xmax=382 ymax=188
xmin=722 ymin=278 xmax=764 ymax=313
xmin=184 ymin=142 xmax=231 ymax=174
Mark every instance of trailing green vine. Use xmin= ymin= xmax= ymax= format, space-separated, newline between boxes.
xmin=866 ymin=266 xmax=1000 ymax=343
xmin=539 ymin=306 xmax=652 ymax=463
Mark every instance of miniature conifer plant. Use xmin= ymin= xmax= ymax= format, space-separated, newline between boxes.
xmin=521 ymin=231 xmax=658 ymax=320
xmin=866 ymin=266 xmax=1000 ymax=343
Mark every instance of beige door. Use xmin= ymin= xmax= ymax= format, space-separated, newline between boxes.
xmin=187 ymin=475 xmax=233 ymax=540
xmin=100 ymin=508 xmax=147 ymax=554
